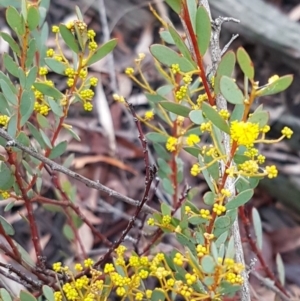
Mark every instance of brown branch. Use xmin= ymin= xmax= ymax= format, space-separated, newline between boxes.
xmin=0 ymin=128 xmax=156 ymax=215
xmin=5 ymin=147 xmax=42 ymax=265
xmin=94 ymin=103 xmax=155 ymax=266
xmin=181 ymin=0 xmax=214 ymax=106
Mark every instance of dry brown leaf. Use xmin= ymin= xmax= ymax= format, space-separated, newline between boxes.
xmin=77 ymin=223 xmax=93 ymax=254
xmin=72 ymin=155 xmax=137 ymax=175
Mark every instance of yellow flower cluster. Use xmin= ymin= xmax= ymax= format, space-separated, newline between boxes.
xmin=190 ymin=163 xmax=201 ymax=176
xmin=230 ymin=121 xmax=259 ymax=147
xmin=213 ymin=203 xmax=226 ymax=215
xmin=0 ymin=191 xmax=10 ymax=199
xmin=0 ymin=115 xmax=9 ymax=127
xmin=166 ymin=136 xmax=178 ymax=152
xmin=175 ymin=85 xmax=188 ymax=101
xmin=186 ymin=134 xmax=200 ymax=146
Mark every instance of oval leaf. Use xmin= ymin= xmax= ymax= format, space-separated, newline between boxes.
xmin=220 ymin=76 xmax=244 ymax=105
xmin=150 ymin=44 xmax=196 ymax=72
xmin=33 ymin=82 xmax=63 ymax=99
xmin=215 ymin=51 xmax=236 ymax=94
xmin=0 ymin=216 xmax=14 ymax=235
xmin=49 ymin=141 xmax=67 ymax=159
xmin=20 ymin=291 xmax=37 ymax=301
xmin=257 ymin=75 xmax=293 ymax=96
xmin=237 ymin=47 xmax=254 ymax=80
xmin=225 ymin=189 xmax=254 ymax=210
xmin=196 ymin=6 xmax=211 ymax=56
xmin=27 ymin=6 xmax=39 ymax=30
xmin=0 ymin=32 xmax=21 ymax=56
xmin=202 ymin=102 xmax=230 ymax=134
xmin=87 ymin=39 xmax=117 ymax=66
xmin=189 ymin=110 xmax=204 ymax=125
xmin=59 ymin=24 xmax=79 ymax=54
xmin=252 ymin=207 xmax=262 ymax=250
xmin=45 ymin=58 xmax=66 ymax=75
xmin=247 ymin=110 xmax=269 ymax=127
xmin=201 ymin=255 xmax=215 ymax=273
xmin=160 ymin=101 xmax=191 ymax=117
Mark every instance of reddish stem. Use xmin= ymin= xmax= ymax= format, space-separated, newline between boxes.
xmin=181 ymin=1 xmax=214 ymax=106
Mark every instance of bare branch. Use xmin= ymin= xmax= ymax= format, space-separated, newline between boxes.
xmin=0 ymin=128 xmax=157 ymax=215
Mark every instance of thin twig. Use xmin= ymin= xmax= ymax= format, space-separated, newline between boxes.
xmin=251 ymin=271 xmax=292 ymax=301
xmin=94 ymin=103 xmax=155 ymax=266
xmin=0 ymin=128 xmax=156 ymax=215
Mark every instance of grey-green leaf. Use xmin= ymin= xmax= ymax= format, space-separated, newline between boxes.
xmin=225 ymin=189 xmax=254 ymax=210
xmin=87 ymin=39 xmax=117 ymax=66
xmin=220 ymin=75 xmax=244 ymax=105
xmin=59 ymin=24 xmax=79 ymax=54
xmin=196 ymin=6 xmax=211 ymax=56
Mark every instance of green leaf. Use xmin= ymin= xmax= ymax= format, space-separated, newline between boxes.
xmin=25 ymin=66 xmax=37 ymax=90
xmin=145 ymin=93 xmax=166 ymax=103
xmin=204 ymin=154 xmax=219 ymax=181
xmin=225 ymin=189 xmax=254 ymax=210
xmin=161 ymin=203 xmax=171 ymax=216
xmin=162 ymin=178 xmax=174 ymax=195
xmin=6 ymin=6 xmax=25 ymax=35
xmin=187 ymin=0 xmax=197 ymax=30
xmin=160 ymin=30 xmax=174 ymax=44
xmin=214 ymin=216 xmax=230 ymax=229
xmin=33 ymin=83 xmax=63 ymax=100
xmin=189 ymin=110 xmax=204 ymax=125
xmin=276 ymin=253 xmax=285 ymax=286
xmin=0 ymin=93 xmax=9 ymax=115
xmin=63 ymin=224 xmax=74 ymax=241
xmin=157 ymin=158 xmax=172 ymax=175
xmin=37 ymin=113 xmax=50 ymax=129
xmin=42 ymin=286 xmax=54 ymax=301
xmin=150 ymin=44 xmax=196 ymax=72
xmin=230 ymin=104 xmax=244 ymax=122
xmin=151 ymin=289 xmax=166 ymax=301
xmin=48 ymin=98 xmax=63 ymax=117
xmin=59 ymin=24 xmax=79 ymax=54
xmin=159 ymin=101 xmax=191 ymax=117
xmin=153 ymin=143 xmax=170 ymax=160
xmin=49 ymin=141 xmax=67 ymax=159
xmin=202 ymin=102 xmax=230 ymax=134
xmin=248 ymin=110 xmax=269 ymax=127
xmin=203 ymin=191 xmax=215 ymax=205
xmin=27 ymin=122 xmax=47 ymax=148
xmin=215 ymin=51 xmax=236 ymax=95
xmin=252 ymin=208 xmax=262 ymax=250
xmin=25 ymin=39 xmax=37 ymax=68
xmin=7 ymin=114 xmax=17 ymax=137
xmin=27 ymin=6 xmax=39 ymax=30
xmin=201 ymin=255 xmax=215 ymax=273
xmin=157 ymin=85 xmax=174 ymax=96
xmin=3 ymin=53 xmax=19 ymax=77
xmin=45 ymin=58 xmax=66 ymax=75
xmin=198 ymin=154 xmax=214 ymax=192
xmin=4 ymin=201 xmax=15 ymax=212
xmin=18 ymin=68 xmax=26 ymax=87
xmin=20 ymin=90 xmax=34 ymax=126
xmin=165 ymin=0 xmax=181 ymax=13
xmin=20 ymin=291 xmax=37 ymax=301
xmin=39 ymin=129 xmax=52 ymax=148
xmin=0 ymin=80 xmax=18 ymax=105
xmin=87 ymin=39 xmax=117 ymax=66
xmin=220 ymin=76 xmax=244 ymax=105
xmin=196 ymin=6 xmax=211 ymax=56
xmin=0 ymin=32 xmax=21 ymax=56
xmin=146 ymin=132 xmax=168 ymax=143
xmin=225 ymin=236 xmax=235 ymax=259
xmin=17 ymin=131 xmax=30 ymax=146
xmin=237 ymin=47 xmax=254 ymax=80
xmin=257 ymin=75 xmax=293 ymax=96
xmin=168 ymin=26 xmax=193 ymax=62
xmin=0 ymin=289 xmax=12 ymax=301
xmin=184 ymin=147 xmax=199 ymax=158
xmin=215 ymin=231 xmax=228 ymax=247
xmin=0 ymin=216 xmax=14 ymax=235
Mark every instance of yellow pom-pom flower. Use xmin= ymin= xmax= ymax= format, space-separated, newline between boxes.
xmin=230 ymin=121 xmax=259 ymax=147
